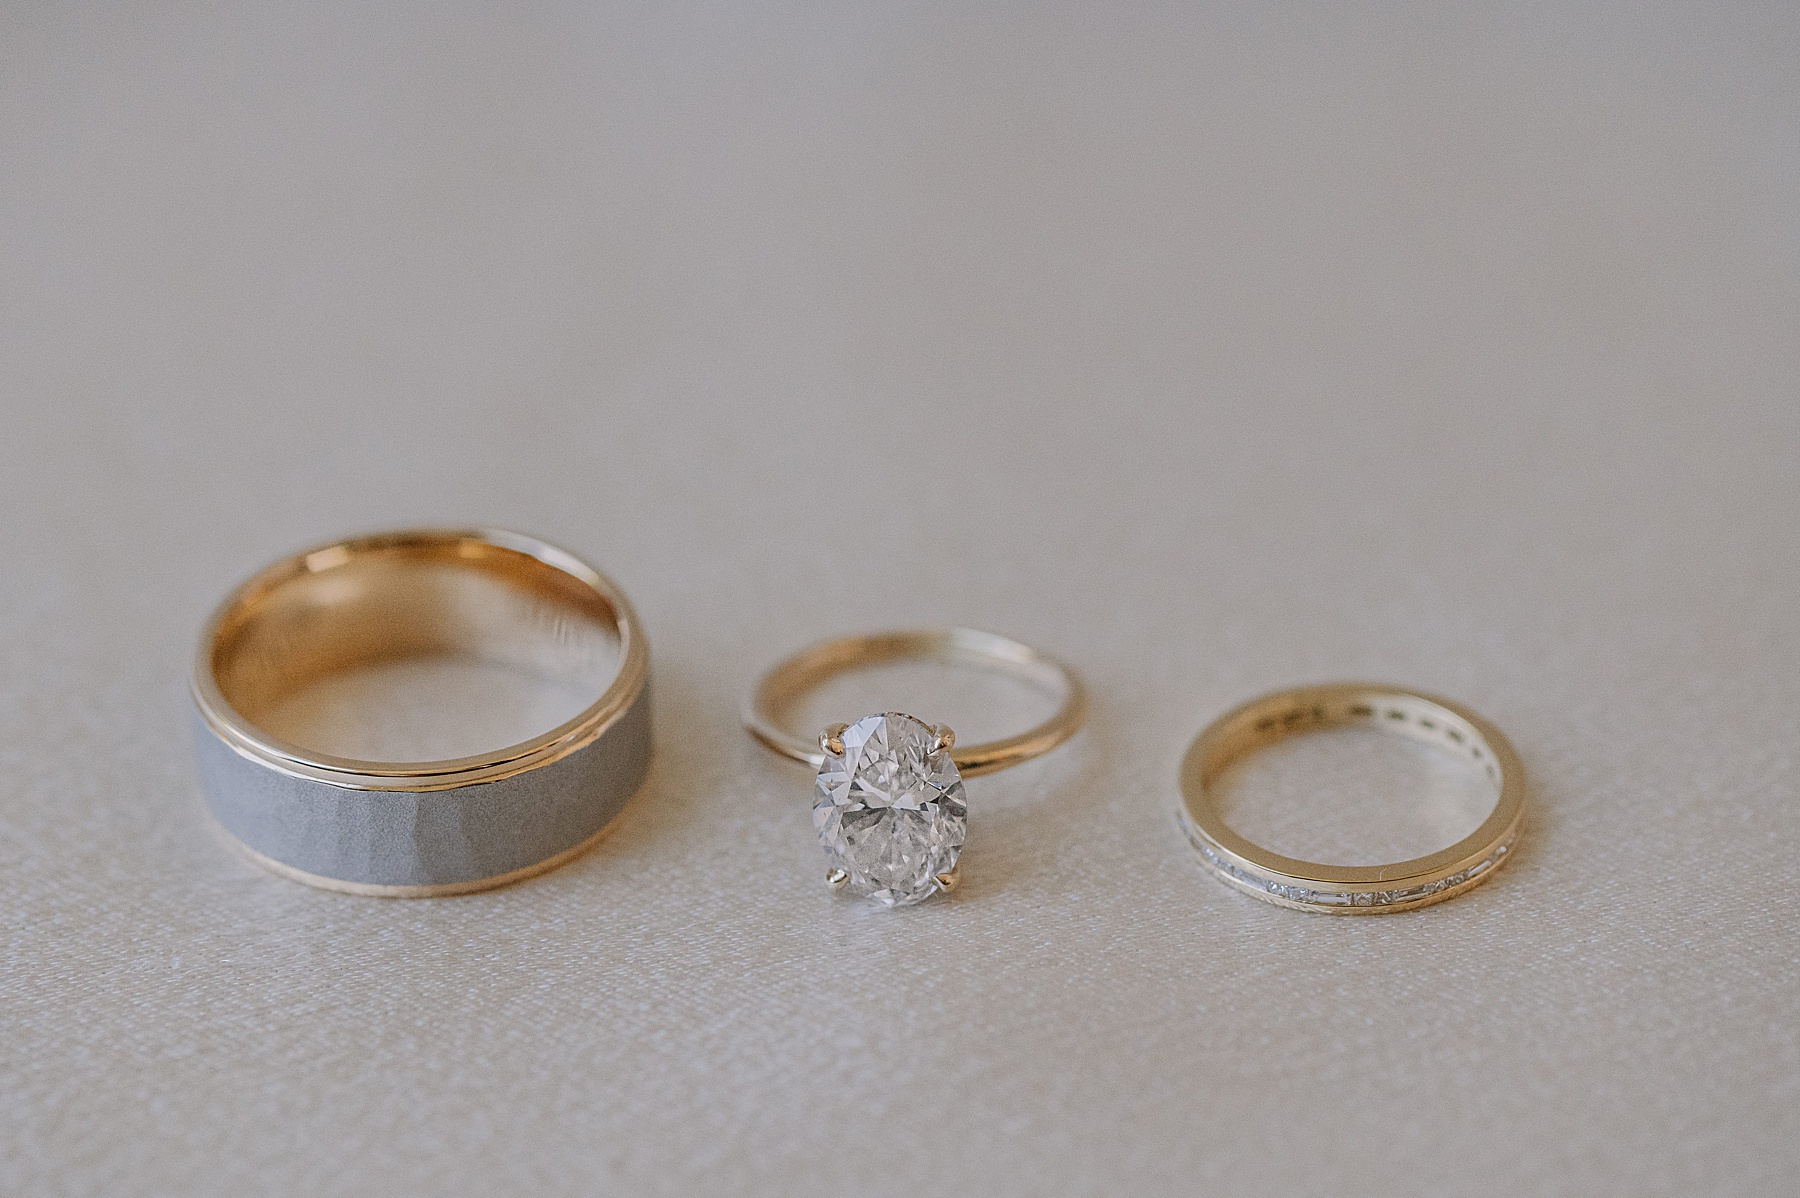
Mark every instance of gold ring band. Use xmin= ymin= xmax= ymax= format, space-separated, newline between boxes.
xmin=743 ymin=627 xmax=1087 ymax=777
xmin=1178 ymin=683 xmax=1524 ymax=913
xmin=745 ymin=627 xmax=1086 ymax=907
xmin=191 ymin=528 xmax=653 ymax=896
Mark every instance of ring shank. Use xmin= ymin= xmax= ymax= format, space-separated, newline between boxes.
xmin=745 ymin=628 xmax=1086 ymax=776
xmin=209 ymin=537 xmax=621 ymax=732
xmin=1179 ymin=684 xmax=1524 ymax=913
xmin=192 ymin=529 xmax=653 ymax=895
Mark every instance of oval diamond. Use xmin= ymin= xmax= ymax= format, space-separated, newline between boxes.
xmin=813 ymin=712 xmax=967 ymax=907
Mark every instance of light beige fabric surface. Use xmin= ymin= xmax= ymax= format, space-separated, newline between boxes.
xmin=3 ymin=4 xmax=1797 ymax=1194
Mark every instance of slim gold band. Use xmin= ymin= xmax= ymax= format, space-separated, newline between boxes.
xmin=744 ymin=627 xmax=1087 ymax=776
xmin=1178 ymin=683 xmax=1525 ymax=913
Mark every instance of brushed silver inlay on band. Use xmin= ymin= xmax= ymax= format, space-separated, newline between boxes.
xmin=190 ymin=528 xmax=653 ymax=896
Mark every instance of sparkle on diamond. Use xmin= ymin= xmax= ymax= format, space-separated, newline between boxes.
xmin=813 ymin=712 xmax=967 ymax=907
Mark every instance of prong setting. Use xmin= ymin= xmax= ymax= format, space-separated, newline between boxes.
xmin=819 ymin=722 xmax=849 ymax=757
xmin=826 ymin=868 xmax=849 ymax=892
xmin=930 ymin=723 xmax=956 ymax=754
xmin=934 ymin=867 xmax=960 ymax=894
xmin=811 ymin=713 xmax=968 ymax=907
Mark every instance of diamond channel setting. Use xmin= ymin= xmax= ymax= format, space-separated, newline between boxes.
xmin=813 ymin=712 xmax=967 ymax=907
xmin=1175 ymin=683 xmax=1525 ymax=914
xmin=1179 ymin=810 xmax=1516 ymax=912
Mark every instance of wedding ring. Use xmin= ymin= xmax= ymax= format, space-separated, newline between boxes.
xmin=191 ymin=528 xmax=652 ymax=896
xmin=745 ymin=628 xmax=1086 ymax=906
xmin=1178 ymin=683 xmax=1524 ymax=913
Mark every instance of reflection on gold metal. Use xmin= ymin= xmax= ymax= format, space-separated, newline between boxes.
xmin=193 ymin=527 xmax=648 ymax=792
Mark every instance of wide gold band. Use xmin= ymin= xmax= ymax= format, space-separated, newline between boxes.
xmin=1178 ymin=683 xmax=1525 ymax=913
xmin=191 ymin=528 xmax=653 ymax=896
xmin=743 ymin=627 xmax=1086 ymax=776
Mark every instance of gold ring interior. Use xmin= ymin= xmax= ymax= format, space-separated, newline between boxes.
xmin=744 ymin=628 xmax=1087 ymax=777
xmin=195 ymin=529 xmax=642 ymax=781
xmin=1179 ymin=684 xmax=1525 ymax=912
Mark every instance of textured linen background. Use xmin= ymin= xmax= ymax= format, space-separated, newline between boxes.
xmin=3 ymin=4 xmax=1797 ymax=1195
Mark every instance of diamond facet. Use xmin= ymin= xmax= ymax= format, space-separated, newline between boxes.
xmin=813 ymin=712 xmax=967 ymax=907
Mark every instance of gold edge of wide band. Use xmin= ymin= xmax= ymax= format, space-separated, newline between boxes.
xmin=189 ymin=526 xmax=652 ymax=794
xmin=190 ymin=646 xmax=649 ymax=794
xmin=210 ymin=813 xmax=624 ymax=898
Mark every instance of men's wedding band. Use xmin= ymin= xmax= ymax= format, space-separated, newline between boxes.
xmin=191 ymin=528 xmax=652 ymax=896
